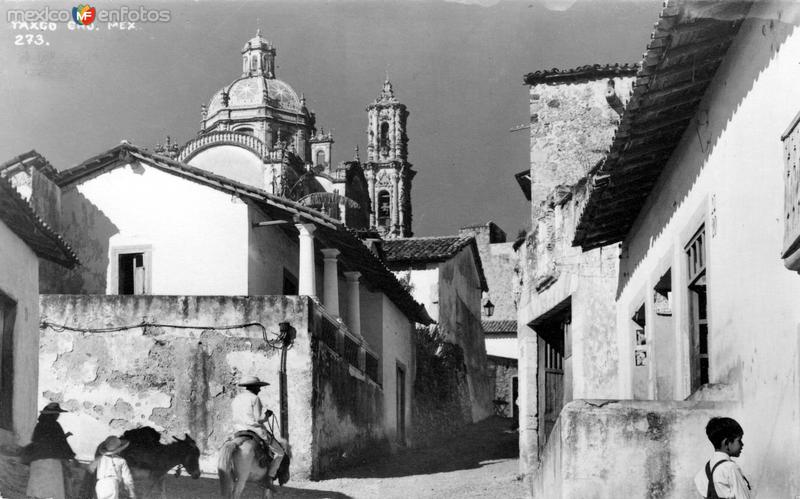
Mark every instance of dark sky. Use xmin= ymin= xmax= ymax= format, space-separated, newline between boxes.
xmin=0 ymin=0 xmax=661 ymax=237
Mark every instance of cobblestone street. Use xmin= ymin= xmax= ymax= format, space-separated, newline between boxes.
xmin=160 ymin=416 xmax=523 ymax=499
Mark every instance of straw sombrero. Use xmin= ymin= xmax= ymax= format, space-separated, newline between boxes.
xmin=40 ymin=402 xmax=68 ymax=415
xmin=99 ymin=436 xmax=130 ymax=456
xmin=237 ymin=375 xmax=270 ymax=387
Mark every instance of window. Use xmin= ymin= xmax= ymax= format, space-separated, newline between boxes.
xmin=379 ymin=122 xmax=390 ymax=151
xmin=316 ymin=150 xmax=325 ymax=166
xmin=236 ymin=127 xmax=254 ymax=136
xmin=377 ymin=191 xmax=391 ymax=226
xmin=686 ymin=226 xmax=709 ymax=390
xmin=0 ymin=291 xmax=16 ymax=430
xmin=111 ymin=247 xmax=152 ymax=295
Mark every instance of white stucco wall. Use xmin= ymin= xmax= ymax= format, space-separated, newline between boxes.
xmin=188 ymin=145 xmax=267 ymax=191
xmin=60 ymin=162 xmax=249 ymax=295
xmin=380 ymin=295 xmax=414 ymax=448
xmin=486 ymin=335 xmax=517 ymax=359
xmin=399 ymin=268 xmax=439 ymax=320
xmin=616 ymin=5 xmax=800 ymax=496
xmin=0 ymin=220 xmax=40 ymax=446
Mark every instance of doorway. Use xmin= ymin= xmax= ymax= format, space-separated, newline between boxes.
xmin=396 ymin=363 xmax=406 ymax=445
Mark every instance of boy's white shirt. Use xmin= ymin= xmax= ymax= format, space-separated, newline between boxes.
xmin=694 ymin=451 xmax=751 ymax=499
xmin=96 ymin=454 xmax=136 ymax=493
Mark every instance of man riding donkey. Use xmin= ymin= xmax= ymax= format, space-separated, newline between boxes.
xmin=230 ymin=375 xmax=288 ymax=490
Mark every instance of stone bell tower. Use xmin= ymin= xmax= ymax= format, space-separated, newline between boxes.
xmin=363 ymin=79 xmax=415 ymax=238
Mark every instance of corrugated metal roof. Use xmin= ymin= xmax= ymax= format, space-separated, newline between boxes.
xmin=573 ymin=0 xmax=753 ymax=250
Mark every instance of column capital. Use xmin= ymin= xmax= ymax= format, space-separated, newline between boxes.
xmin=295 ymin=222 xmax=316 ymax=237
xmin=344 ymin=271 xmax=361 ymax=283
xmin=321 ymin=248 xmax=340 ymax=260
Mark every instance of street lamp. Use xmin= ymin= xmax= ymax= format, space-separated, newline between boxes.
xmin=483 ymin=299 xmax=495 ymax=317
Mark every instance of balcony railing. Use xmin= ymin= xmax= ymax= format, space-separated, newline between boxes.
xmin=311 ymin=299 xmax=381 ymax=385
xmin=177 ymin=131 xmax=285 ymax=163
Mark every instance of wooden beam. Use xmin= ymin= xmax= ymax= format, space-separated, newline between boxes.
xmin=252 ymin=220 xmax=290 ymax=228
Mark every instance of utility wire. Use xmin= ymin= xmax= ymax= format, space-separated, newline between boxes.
xmin=40 ymin=320 xmax=287 ymax=350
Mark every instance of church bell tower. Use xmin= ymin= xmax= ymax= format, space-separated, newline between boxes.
xmin=364 ymin=79 xmax=415 ymax=238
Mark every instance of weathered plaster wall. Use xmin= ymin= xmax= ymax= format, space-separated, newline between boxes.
xmin=459 ymin=223 xmax=520 ymax=321
xmin=534 ymin=400 xmax=734 ymax=499
xmin=188 ymin=145 xmax=267 ymax=191
xmin=438 ymin=248 xmax=493 ymax=422
xmin=488 ymin=357 xmax=518 ymax=418
xmin=311 ymin=302 xmax=387 ymax=476
xmin=0 ymin=221 xmax=40 ymax=448
xmin=45 ymin=162 xmax=249 ymax=295
xmin=380 ymin=295 xmax=415 ymax=447
xmin=517 ymin=183 xmax=620 ymax=480
xmin=360 ymin=287 xmax=384 ymax=360
xmin=38 ymin=295 xmax=316 ymax=478
xmin=613 ymin=6 xmax=800 ymax=497
xmin=528 ymin=77 xmax=633 ymax=220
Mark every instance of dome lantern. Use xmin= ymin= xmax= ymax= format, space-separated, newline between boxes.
xmin=241 ymin=28 xmax=276 ymax=78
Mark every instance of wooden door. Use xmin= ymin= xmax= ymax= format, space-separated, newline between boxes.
xmin=543 ymin=341 xmax=564 ymax=439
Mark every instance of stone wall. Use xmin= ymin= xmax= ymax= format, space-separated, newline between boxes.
xmin=310 ymin=305 xmax=387 ymax=476
xmin=534 ymin=400 xmax=735 ymax=498
xmin=438 ymin=248 xmax=493 ymax=422
xmin=38 ymin=295 xmax=316 ymax=477
xmin=411 ymin=327 xmax=471 ymax=444
xmin=528 ymin=77 xmax=633 ymax=221
xmin=488 ymin=356 xmax=518 ymax=419
xmin=459 ymin=223 xmax=521 ymax=321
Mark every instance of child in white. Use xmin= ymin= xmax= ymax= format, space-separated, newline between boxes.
xmin=95 ymin=436 xmax=137 ymax=499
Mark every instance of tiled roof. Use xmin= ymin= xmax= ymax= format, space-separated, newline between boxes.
xmin=482 ymin=320 xmax=517 ymax=335
xmin=55 ymin=143 xmax=432 ymax=325
xmin=0 ymin=176 xmax=78 ymax=268
xmin=383 ymin=236 xmax=488 ymax=291
xmin=0 ymin=150 xmax=59 ymax=180
xmin=574 ymin=0 xmax=752 ymax=249
xmin=524 ymin=63 xmax=639 ymax=86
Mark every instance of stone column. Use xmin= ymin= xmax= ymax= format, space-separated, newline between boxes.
xmin=296 ymin=223 xmax=316 ymax=296
xmin=321 ymin=248 xmax=340 ymax=317
xmin=344 ymin=271 xmax=362 ymax=337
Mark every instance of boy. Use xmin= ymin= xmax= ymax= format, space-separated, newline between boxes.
xmin=694 ymin=417 xmax=752 ymax=498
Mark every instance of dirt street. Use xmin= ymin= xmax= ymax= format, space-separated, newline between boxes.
xmin=161 ymin=416 xmax=525 ymax=499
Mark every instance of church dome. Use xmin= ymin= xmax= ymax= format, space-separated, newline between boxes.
xmin=206 ymin=76 xmax=302 ymax=116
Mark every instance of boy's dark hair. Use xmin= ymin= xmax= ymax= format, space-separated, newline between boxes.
xmin=706 ymin=417 xmax=743 ymax=448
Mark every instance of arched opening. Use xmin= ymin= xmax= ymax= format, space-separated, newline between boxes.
xmin=251 ymin=55 xmax=258 ymax=71
xmin=236 ymin=127 xmax=254 ymax=136
xmin=378 ymin=190 xmax=391 ymax=226
xmin=242 ymin=56 xmax=249 ymax=73
xmin=379 ymin=122 xmax=390 ymax=151
xmin=316 ymin=150 xmax=326 ymax=166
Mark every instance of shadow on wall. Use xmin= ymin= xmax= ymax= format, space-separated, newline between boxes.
xmin=327 ymin=416 xmax=517 ymax=480
xmin=40 ymin=189 xmax=119 ymax=293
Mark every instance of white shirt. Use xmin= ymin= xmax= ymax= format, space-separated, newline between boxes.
xmin=231 ymin=390 xmax=267 ymax=438
xmin=96 ymin=454 xmax=135 ymax=491
xmin=694 ymin=451 xmax=752 ymax=498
